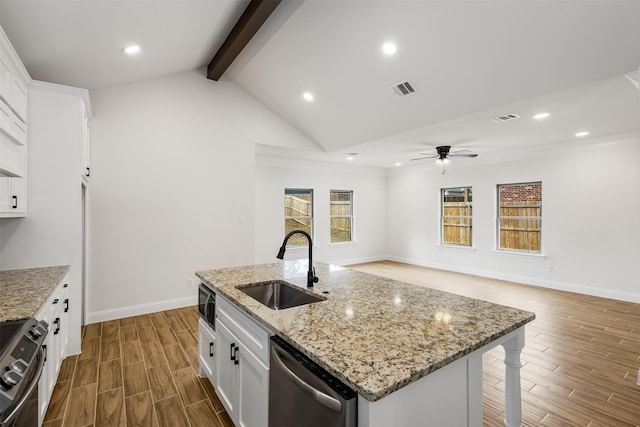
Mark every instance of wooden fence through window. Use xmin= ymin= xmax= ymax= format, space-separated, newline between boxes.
xmin=498 ymin=202 xmax=541 ymax=251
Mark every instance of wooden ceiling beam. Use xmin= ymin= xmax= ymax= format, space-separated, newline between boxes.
xmin=207 ymin=0 xmax=282 ymax=81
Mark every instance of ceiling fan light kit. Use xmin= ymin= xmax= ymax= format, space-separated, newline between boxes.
xmin=411 ymin=145 xmax=478 ymax=166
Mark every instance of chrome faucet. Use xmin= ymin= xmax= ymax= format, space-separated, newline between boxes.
xmin=276 ymin=230 xmax=319 ymax=288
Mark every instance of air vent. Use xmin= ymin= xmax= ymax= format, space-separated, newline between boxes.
xmin=490 ymin=113 xmax=520 ymax=123
xmin=391 ymin=81 xmax=417 ymax=98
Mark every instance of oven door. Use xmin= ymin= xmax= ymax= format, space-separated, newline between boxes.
xmin=198 ymin=284 xmax=216 ymax=329
xmin=0 ymin=348 xmax=44 ymax=427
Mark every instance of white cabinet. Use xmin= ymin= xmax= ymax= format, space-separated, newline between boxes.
xmin=198 ymin=319 xmax=216 ymax=382
xmin=35 ymin=277 xmax=70 ymax=425
xmin=0 ymin=25 xmax=29 ymax=216
xmin=0 ymin=176 xmax=25 ymax=214
xmin=214 ymin=295 xmax=271 ymax=427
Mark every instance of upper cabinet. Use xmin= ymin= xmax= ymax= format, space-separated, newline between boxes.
xmin=0 ymin=25 xmax=29 ymax=218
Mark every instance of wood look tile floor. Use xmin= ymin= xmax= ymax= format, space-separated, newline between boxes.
xmin=349 ymin=261 xmax=640 ymax=427
xmin=43 ymin=262 xmax=640 ymax=426
xmin=42 ymin=306 xmax=233 ymax=427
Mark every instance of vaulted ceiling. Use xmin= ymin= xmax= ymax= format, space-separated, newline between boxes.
xmin=1 ymin=0 xmax=638 ymax=169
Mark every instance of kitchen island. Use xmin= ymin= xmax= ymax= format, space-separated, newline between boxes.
xmin=197 ymin=261 xmax=535 ymax=427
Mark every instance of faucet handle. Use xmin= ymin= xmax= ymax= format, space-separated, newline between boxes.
xmin=312 ymin=267 xmax=319 ymax=283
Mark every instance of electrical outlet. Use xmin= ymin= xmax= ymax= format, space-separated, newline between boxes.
xmin=187 ymin=278 xmax=194 ymax=288
xmin=637 ymin=368 xmax=640 ymax=386
xmin=547 ymin=264 xmax=553 ymax=273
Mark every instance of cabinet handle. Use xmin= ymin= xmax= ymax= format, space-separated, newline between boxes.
xmin=53 ymin=299 xmax=59 ymax=304
xmin=209 ymin=342 xmax=214 ymax=357
xmin=86 ymin=167 xmax=90 ymax=177
xmin=63 ymin=283 xmax=68 ymax=288
xmin=230 ymin=343 xmax=235 ymax=362
xmin=43 ymin=345 xmax=47 ymax=363
xmin=11 ymin=196 xmax=17 ymax=209
xmin=54 ymin=318 xmax=60 ymax=335
xmin=64 ymin=299 xmax=69 ymax=313
xmin=233 ymin=346 xmax=239 ymax=365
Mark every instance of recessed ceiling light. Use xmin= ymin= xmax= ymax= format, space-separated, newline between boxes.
xmin=394 ymin=162 xmax=402 ymax=167
xmin=533 ymin=112 xmax=550 ymax=120
xmin=382 ymin=42 xmax=397 ymax=55
xmin=575 ymin=131 xmax=590 ymax=137
xmin=302 ymin=92 xmax=314 ymax=102
xmin=124 ymin=45 xmax=141 ymax=55
xmin=346 ymin=156 xmax=355 ymax=161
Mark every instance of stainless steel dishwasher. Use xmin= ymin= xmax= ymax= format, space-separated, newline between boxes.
xmin=269 ymin=336 xmax=357 ymax=427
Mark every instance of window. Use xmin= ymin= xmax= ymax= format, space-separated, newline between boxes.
xmin=497 ymin=182 xmax=542 ymax=253
xmin=284 ymin=188 xmax=313 ymax=246
xmin=441 ymin=187 xmax=472 ymax=246
xmin=330 ymin=190 xmax=353 ymax=243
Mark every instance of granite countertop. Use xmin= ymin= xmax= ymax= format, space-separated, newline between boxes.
xmin=0 ymin=266 xmax=70 ymax=322
xmin=196 ymin=260 xmax=535 ymax=402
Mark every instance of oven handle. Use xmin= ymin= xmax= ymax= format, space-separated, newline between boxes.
xmin=0 ymin=347 xmax=45 ymax=425
xmin=271 ymin=344 xmax=342 ymax=413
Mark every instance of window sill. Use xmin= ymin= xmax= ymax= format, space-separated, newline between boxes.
xmin=436 ymin=244 xmax=476 ymax=252
xmin=493 ymin=250 xmax=546 ymax=260
xmin=329 ymin=241 xmax=357 ymax=247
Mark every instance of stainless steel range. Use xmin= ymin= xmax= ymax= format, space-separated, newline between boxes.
xmin=0 ymin=318 xmax=48 ymax=427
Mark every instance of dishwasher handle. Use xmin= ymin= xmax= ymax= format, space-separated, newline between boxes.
xmin=271 ymin=344 xmax=342 ymax=413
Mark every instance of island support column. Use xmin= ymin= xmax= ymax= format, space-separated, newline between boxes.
xmin=501 ymin=329 xmax=525 ymax=427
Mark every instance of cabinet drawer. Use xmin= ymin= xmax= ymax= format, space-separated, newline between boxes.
xmin=35 ymin=278 xmax=68 ymax=325
xmin=216 ymin=295 xmax=271 ymax=365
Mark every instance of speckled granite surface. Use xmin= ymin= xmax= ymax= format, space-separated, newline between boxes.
xmin=0 ymin=266 xmax=69 ymax=322
xmin=197 ymin=261 xmax=535 ymax=402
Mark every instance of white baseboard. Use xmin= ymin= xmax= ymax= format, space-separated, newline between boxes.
xmin=86 ymin=295 xmax=198 ymax=324
xmin=386 ymin=256 xmax=640 ymax=304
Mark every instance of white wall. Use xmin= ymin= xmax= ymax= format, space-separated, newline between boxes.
xmin=386 ymin=133 xmax=640 ymax=302
xmin=255 ymin=157 xmax=387 ymax=266
xmin=86 ymin=69 xmax=309 ymax=322
xmin=0 ymin=83 xmax=87 ymax=354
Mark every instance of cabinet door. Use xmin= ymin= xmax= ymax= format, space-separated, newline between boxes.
xmin=237 ymin=345 xmax=269 ymax=427
xmin=214 ymin=320 xmax=239 ymax=420
xmin=0 ymin=178 xmax=25 ymax=215
xmin=38 ymin=335 xmax=51 ymax=425
xmin=61 ymin=285 xmax=70 ymax=358
xmin=198 ymin=319 xmax=215 ymax=382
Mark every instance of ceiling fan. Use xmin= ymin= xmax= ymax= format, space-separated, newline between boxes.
xmin=411 ymin=145 xmax=478 ymax=166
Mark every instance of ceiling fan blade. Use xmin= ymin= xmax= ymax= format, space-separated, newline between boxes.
xmin=410 ymin=156 xmax=433 ymax=161
xmin=449 ymin=153 xmax=478 ymax=157
xmin=417 ymin=153 xmax=438 ymax=158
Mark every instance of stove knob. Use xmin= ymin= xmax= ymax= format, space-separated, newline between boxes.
xmin=28 ymin=325 xmax=47 ymax=340
xmin=1 ymin=370 xmax=21 ymax=388
xmin=10 ymin=360 xmax=28 ymax=374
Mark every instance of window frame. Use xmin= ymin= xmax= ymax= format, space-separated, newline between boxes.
xmin=440 ymin=187 xmax=473 ymax=247
xmin=284 ymin=188 xmax=314 ymax=247
xmin=496 ymin=181 xmax=542 ymax=254
xmin=329 ymin=190 xmax=354 ymax=244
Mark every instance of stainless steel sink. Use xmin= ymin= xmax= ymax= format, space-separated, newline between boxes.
xmin=238 ymin=280 xmax=326 ymax=310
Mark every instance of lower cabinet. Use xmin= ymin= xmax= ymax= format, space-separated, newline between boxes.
xmin=214 ymin=295 xmax=271 ymax=427
xmin=198 ymin=318 xmax=215 ymax=383
xmin=36 ymin=278 xmax=70 ymax=424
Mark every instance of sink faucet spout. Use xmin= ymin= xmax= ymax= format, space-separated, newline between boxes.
xmin=276 ymin=230 xmax=319 ymax=288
